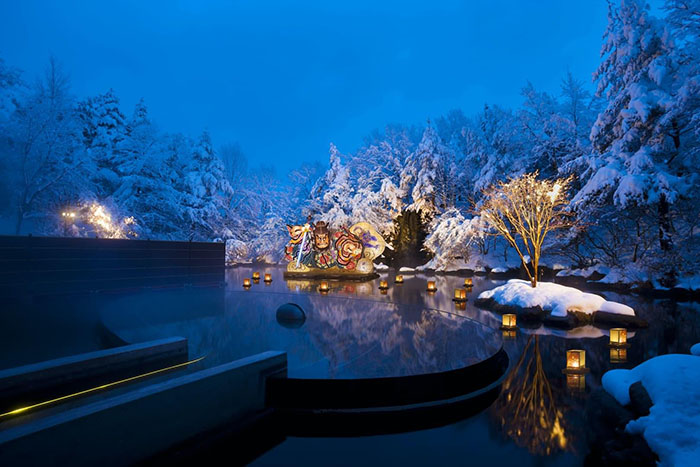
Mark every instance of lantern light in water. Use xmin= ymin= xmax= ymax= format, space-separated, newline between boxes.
xmin=464 ymin=278 xmax=473 ymax=287
xmin=427 ymin=281 xmax=437 ymax=293
xmin=264 ymin=273 xmax=272 ymax=283
xmin=453 ymin=288 xmax=467 ymax=302
xmin=243 ymin=278 xmax=251 ymax=288
xmin=319 ymin=281 xmax=330 ymax=293
xmin=252 ymin=272 xmax=260 ymax=281
xmin=501 ymin=314 xmax=517 ymax=329
xmin=609 ymin=328 xmax=628 ymax=347
xmin=563 ymin=349 xmax=589 ymax=374
xmin=395 ymin=275 xmax=404 ymax=284
xmin=379 ymin=280 xmax=389 ymax=290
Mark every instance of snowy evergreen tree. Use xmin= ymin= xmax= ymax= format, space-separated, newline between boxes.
xmin=309 ymin=143 xmax=354 ymax=227
xmin=575 ymin=0 xmax=687 ymax=255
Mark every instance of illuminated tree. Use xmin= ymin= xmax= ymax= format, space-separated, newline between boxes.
xmin=480 ymin=172 xmax=573 ymax=287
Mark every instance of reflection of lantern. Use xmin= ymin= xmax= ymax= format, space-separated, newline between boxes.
xmin=565 ymin=350 xmax=587 ymax=373
xmin=502 ymin=314 xmax=517 ymax=329
xmin=566 ymin=374 xmax=586 ymax=391
xmin=380 ymin=288 xmax=388 ymax=295
xmin=252 ymin=272 xmax=260 ymax=281
xmin=395 ymin=275 xmax=404 ymax=284
xmin=427 ymin=281 xmax=437 ymax=292
xmin=455 ymin=301 xmax=466 ymax=311
xmin=379 ymin=280 xmax=389 ymax=290
xmin=243 ymin=278 xmax=251 ymax=288
xmin=264 ymin=273 xmax=272 ymax=283
xmin=464 ymin=278 xmax=473 ymax=287
xmin=610 ymin=347 xmax=627 ymax=363
xmin=319 ymin=281 xmax=330 ymax=293
xmin=609 ymin=328 xmax=627 ymax=346
xmin=502 ymin=329 xmax=516 ymax=339
xmin=453 ymin=288 xmax=467 ymax=301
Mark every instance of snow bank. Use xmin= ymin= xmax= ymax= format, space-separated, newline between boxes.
xmin=398 ymin=266 xmax=416 ymax=273
xmin=374 ymin=262 xmax=389 ymax=270
xmin=602 ymin=354 xmax=700 ymax=467
xmin=478 ymin=279 xmax=635 ymax=317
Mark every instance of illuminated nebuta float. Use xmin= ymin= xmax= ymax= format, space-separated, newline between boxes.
xmin=284 ymin=221 xmax=385 ymax=280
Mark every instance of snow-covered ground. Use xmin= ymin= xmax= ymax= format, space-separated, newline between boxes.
xmin=691 ymin=343 xmax=700 ymax=357
xmin=602 ymin=354 xmax=700 ymax=467
xmin=478 ymin=279 xmax=635 ymax=317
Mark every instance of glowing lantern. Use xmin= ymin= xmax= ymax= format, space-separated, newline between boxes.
xmin=395 ymin=275 xmax=404 ymax=284
xmin=610 ymin=347 xmax=627 ymax=364
xmin=319 ymin=281 xmax=330 ymax=294
xmin=453 ymin=288 xmax=467 ymax=302
xmin=264 ymin=273 xmax=272 ymax=283
xmin=502 ymin=314 xmax=517 ymax=329
xmin=243 ymin=278 xmax=251 ymax=288
xmin=565 ymin=350 xmax=587 ymax=373
xmin=464 ymin=278 xmax=473 ymax=287
xmin=427 ymin=281 xmax=437 ymax=293
xmin=609 ymin=328 xmax=627 ymax=346
xmin=379 ymin=280 xmax=389 ymax=290
xmin=252 ymin=272 xmax=260 ymax=281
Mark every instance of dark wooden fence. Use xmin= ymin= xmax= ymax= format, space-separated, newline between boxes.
xmin=0 ymin=235 xmax=225 ymax=296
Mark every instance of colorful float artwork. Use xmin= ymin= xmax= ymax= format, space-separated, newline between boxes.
xmin=284 ymin=220 xmax=385 ymax=279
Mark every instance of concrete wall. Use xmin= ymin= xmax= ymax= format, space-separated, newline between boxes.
xmin=0 ymin=351 xmax=287 ymax=466
xmin=0 ymin=337 xmax=188 ymax=403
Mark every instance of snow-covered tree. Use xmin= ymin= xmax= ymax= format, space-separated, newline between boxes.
xmin=424 ymin=208 xmax=486 ymax=270
xmin=308 ymin=143 xmax=354 ymax=227
xmin=575 ymin=0 xmax=685 ymax=253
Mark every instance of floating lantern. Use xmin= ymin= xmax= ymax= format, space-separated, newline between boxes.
xmin=427 ymin=281 xmax=437 ymax=293
xmin=464 ymin=278 xmax=473 ymax=287
xmin=563 ymin=349 xmax=588 ymax=374
xmin=453 ymin=288 xmax=467 ymax=302
xmin=566 ymin=374 xmax=586 ymax=391
xmin=252 ymin=272 xmax=260 ymax=281
xmin=501 ymin=314 xmax=517 ymax=329
xmin=609 ymin=328 xmax=628 ymax=346
xmin=243 ymin=278 xmax=251 ymax=289
xmin=395 ymin=275 xmax=404 ymax=284
xmin=319 ymin=281 xmax=330 ymax=294
xmin=379 ymin=280 xmax=389 ymax=290
xmin=264 ymin=273 xmax=272 ymax=283
xmin=610 ymin=347 xmax=627 ymax=364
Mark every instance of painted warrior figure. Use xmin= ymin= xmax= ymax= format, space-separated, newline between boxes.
xmin=284 ymin=220 xmax=385 ymax=276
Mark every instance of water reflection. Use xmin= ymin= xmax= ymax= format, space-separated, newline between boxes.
xmin=491 ymin=335 xmax=571 ymax=456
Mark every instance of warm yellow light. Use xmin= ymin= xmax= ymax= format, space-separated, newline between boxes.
xmin=453 ymin=288 xmax=467 ymax=301
xmin=610 ymin=347 xmax=627 ymax=363
xmin=502 ymin=314 xmax=517 ymax=328
xmin=252 ymin=272 xmax=260 ymax=281
xmin=427 ymin=281 xmax=437 ymax=292
xmin=319 ymin=281 xmax=330 ymax=293
xmin=609 ymin=328 xmax=627 ymax=345
xmin=395 ymin=275 xmax=404 ymax=284
xmin=566 ymin=350 xmax=585 ymax=370
xmin=566 ymin=374 xmax=586 ymax=391
xmin=464 ymin=278 xmax=473 ymax=287
xmin=455 ymin=301 xmax=467 ymax=311
xmin=0 ymin=355 xmax=206 ymax=420
xmin=264 ymin=273 xmax=272 ymax=283
xmin=243 ymin=278 xmax=251 ymax=288
xmin=379 ymin=280 xmax=388 ymax=290
xmin=502 ymin=329 xmax=516 ymax=339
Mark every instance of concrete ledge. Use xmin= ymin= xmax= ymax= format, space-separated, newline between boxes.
xmin=0 ymin=351 xmax=287 ymax=466
xmin=0 ymin=337 xmax=188 ymax=404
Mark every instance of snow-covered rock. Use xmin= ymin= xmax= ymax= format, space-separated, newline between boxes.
xmin=398 ymin=266 xmax=416 ymax=273
xmin=478 ymin=279 xmax=635 ymax=317
xmin=375 ymin=263 xmax=389 ymax=270
xmin=490 ymin=267 xmax=507 ymax=273
xmin=691 ymin=343 xmax=700 ymax=357
xmin=602 ymin=354 xmax=700 ymax=466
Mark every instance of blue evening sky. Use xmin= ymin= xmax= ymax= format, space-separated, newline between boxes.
xmin=0 ymin=1 xmax=650 ymax=176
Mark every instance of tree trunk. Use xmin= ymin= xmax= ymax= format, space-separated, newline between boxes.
xmin=658 ymin=193 xmax=672 ymax=252
xmin=14 ymin=208 xmax=24 ymax=235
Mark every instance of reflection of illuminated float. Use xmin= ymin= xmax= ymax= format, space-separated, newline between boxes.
xmin=284 ymin=221 xmax=386 ymax=280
